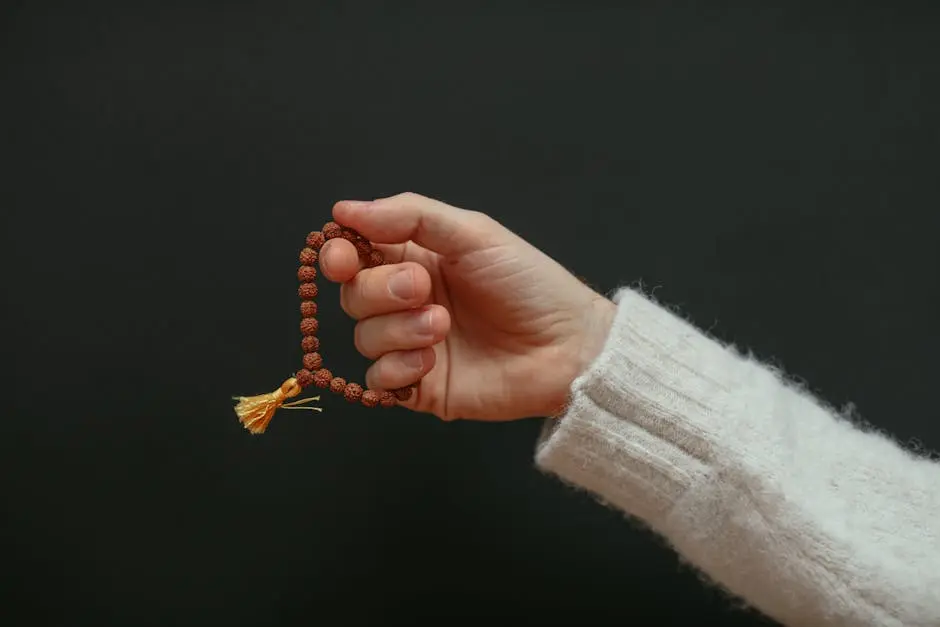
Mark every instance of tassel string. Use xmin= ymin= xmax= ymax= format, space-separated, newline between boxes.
xmin=233 ymin=377 xmax=321 ymax=435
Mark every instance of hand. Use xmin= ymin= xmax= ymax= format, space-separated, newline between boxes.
xmin=319 ymin=192 xmax=616 ymax=421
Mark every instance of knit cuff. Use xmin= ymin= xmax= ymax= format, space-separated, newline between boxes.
xmin=535 ymin=287 xmax=749 ymax=528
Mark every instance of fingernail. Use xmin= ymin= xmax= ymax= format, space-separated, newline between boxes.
xmin=402 ymin=350 xmax=424 ymax=369
xmin=411 ymin=308 xmax=434 ymax=336
xmin=388 ymin=269 xmax=415 ymax=300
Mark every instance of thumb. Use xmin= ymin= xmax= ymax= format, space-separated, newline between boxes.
xmin=332 ymin=192 xmax=501 ymax=257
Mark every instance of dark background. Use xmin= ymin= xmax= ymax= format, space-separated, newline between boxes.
xmin=3 ymin=1 xmax=939 ymax=625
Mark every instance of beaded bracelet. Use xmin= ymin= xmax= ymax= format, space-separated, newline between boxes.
xmin=233 ymin=221 xmax=419 ymax=434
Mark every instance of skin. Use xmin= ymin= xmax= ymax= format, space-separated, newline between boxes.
xmin=320 ymin=192 xmax=617 ymax=422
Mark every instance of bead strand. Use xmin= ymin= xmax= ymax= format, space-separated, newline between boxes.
xmin=295 ymin=222 xmax=419 ymax=408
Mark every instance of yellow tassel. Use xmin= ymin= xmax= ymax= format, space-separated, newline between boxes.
xmin=233 ymin=377 xmax=322 ymax=435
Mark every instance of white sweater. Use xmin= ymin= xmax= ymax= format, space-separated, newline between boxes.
xmin=535 ymin=287 xmax=940 ymax=626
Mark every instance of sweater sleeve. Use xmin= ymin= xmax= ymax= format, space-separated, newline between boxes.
xmin=535 ymin=287 xmax=940 ymax=627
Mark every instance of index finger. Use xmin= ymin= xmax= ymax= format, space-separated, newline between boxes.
xmin=332 ymin=192 xmax=499 ymax=258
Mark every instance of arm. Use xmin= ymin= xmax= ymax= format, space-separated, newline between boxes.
xmin=536 ymin=287 xmax=940 ymax=627
xmin=322 ymin=194 xmax=937 ymax=625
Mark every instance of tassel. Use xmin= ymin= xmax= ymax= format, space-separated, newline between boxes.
xmin=233 ymin=377 xmax=322 ymax=435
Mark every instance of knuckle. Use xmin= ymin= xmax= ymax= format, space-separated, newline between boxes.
xmin=394 ymin=191 xmax=422 ymax=203
xmin=464 ymin=209 xmax=497 ymax=232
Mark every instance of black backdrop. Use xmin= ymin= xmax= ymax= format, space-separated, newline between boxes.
xmin=3 ymin=2 xmax=939 ymax=626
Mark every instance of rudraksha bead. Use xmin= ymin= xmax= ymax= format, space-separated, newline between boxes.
xmin=295 ymin=368 xmax=315 ymax=388
xmin=313 ymin=368 xmax=332 ymax=388
xmin=322 ymin=222 xmax=342 ymax=239
xmin=344 ymin=383 xmax=363 ymax=403
xmin=300 ymin=301 xmax=318 ymax=317
xmin=299 ymin=247 xmax=318 ymax=265
xmin=302 ymin=352 xmax=323 ymax=371
xmin=361 ymin=390 xmax=379 ymax=408
xmin=379 ymin=391 xmax=397 ymax=408
xmin=301 ymin=335 xmax=320 ymax=353
xmin=300 ymin=317 xmax=319 ymax=335
xmin=298 ymin=265 xmax=317 ymax=282
xmin=366 ymin=249 xmax=384 ymax=268
xmin=298 ymin=282 xmax=318 ymax=299
xmin=306 ymin=231 xmax=325 ymax=249
xmin=329 ymin=377 xmax=347 ymax=394
xmin=393 ymin=386 xmax=414 ymax=401
xmin=354 ymin=239 xmax=373 ymax=256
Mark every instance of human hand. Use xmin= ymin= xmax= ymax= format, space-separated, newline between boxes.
xmin=319 ymin=192 xmax=615 ymax=421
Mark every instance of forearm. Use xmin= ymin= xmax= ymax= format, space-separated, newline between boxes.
xmin=536 ymin=287 xmax=940 ymax=626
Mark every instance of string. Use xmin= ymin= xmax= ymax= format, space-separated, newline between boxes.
xmin=281 ymin=396 xmax=323 ymax=411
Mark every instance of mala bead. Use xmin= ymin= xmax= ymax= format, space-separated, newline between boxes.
xmin=299 ymin=282 xmax=318 ymax=299
xmin=300 ymin=317 xmax=319 ymax=336
xmin=379 ymin=391 xmax=397 ymax=408
xmin=313 ymin=368 xmax=332 ymax=388
xmin=366 ymin=249 xmax=384 ymax=268
xmin=295 ymin=368 xmax=315 ymax=388
xmin=322 ymin=222 xmax=342 ymax=240
xmin=329 ymin=377 xmax=347 ymax=394
xmin=301 ymin=335 xmax=320 ymax=353
xmin=300 ymin=301 xmax=318 ymax=317
xmin=361 ymin=390 xmax=379 ymax=408
xmin=302 ymin=352 xmax=323 ymax=371
xmin=393 ymin=385 xmax=414 ymax=401
xmin=298 ymin=265 xmax=317 ymax=282
xmin=299 ymin=247 xmax=318 ymax=265
xmin=344 ymin=383 xmax=363 ymax=403
xmin=306 ymin=231 xmax=326 ymax=250
xmin=340 ymin=228 xmax=359 ymax=241
xmin=354 ymin=239 xmax=372 ymax=256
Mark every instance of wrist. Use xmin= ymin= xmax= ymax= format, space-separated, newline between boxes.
xmin=577 ymin=293 xmax=617 ymax=380
xmin=546 ymin=293 xmax=616 ymax=417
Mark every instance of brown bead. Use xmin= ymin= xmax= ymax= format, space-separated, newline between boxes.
xmin=300 ymin=317 xmax=319 ymax=335
xmin=329 ymin=377 xmax=347 ymax=394
xmin=302 ymin=352 xmax=323 ymax=371
xmin=298 ymin=282 xmax=318 ymax=299
xmin=298 ymin=265 xmax=317 ymax=281
xmin=296 ymin=369 xmax=315 ymax=388
xmin=306 ymin=231 xmax=325 ymax=250
xmin=300 ymin=301 xmax=318 ymax=317
xmin=299 ymin=247 xmax=318 ymax=265
xmin=366 ymin=249 xmax=384 ymax=268
xmin=313 ymin=368 xmax=332 ymax=388
xmin=340 ymin=228 xmax=359 ymax=241
xmin=361 ymin=390 xmax=379 ymax=408
xmin=344 ymin=383 xmax=363 ymax=403
xmin=322 ymin=222 xmax=342 ymax=239
xmin=354 ymin=239 xmax=372 ymax=256
xmin=301 ymin=335 xmax=320 ymax=353
xmin=393 ymin=385 xmax=414 ymax=401
xmin=379 ymin=391 xmax=397 ymax=408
